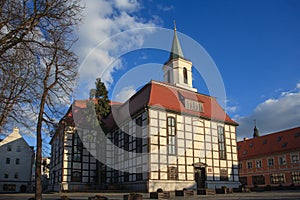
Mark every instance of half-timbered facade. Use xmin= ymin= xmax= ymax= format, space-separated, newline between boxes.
xmin=49 ymin=26 xmax=240 ymax=192
xmin=104 ymin=26 xmax=240 ymax=192
xmin=49 ymin=105 xmax=98 ymax=192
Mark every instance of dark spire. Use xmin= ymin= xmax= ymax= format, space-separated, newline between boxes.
xmin=253 ymin=120 xmax=259 ymax=138
xmin=169 ymin=20 xmax=184 ymax=60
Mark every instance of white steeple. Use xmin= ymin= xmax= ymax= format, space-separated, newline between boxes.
xmin=163 ymin=22 xmax=197 ymax=92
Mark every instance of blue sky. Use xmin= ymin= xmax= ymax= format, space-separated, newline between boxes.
xmin=4 ymin=0 xmax=299 ymax=148
xmin=74 ymin=0 xmax=299 ymax=140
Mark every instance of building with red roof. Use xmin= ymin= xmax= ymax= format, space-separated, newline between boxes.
xmin=237 ymin=126 xmax=300 ymax=189
xmin=49 ymin=25 xmax=240 ymax=192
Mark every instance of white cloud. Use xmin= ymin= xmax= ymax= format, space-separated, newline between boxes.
xmin=226 ymin=106 xmax=237 ymax=113
xmin=114 ymin=86 xmax=136 ymax=102
xmin=157 ymin=4 xmax=174 ymax=11
xmin=74 ymin=0 xmax=158 ymax=99
xmin=236 ymin=83 xmax=300 ymax=140
xmin=113 ymin=0 xmax=140 ymax=12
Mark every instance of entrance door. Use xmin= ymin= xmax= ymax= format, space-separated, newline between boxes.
xmin=194 ymin=167 xmax=206 ymax=189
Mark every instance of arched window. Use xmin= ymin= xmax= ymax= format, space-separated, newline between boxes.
xmin=183 ymin=67 xmax=188 ymax=84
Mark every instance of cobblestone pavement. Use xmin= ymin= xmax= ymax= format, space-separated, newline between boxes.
xmin=0 ymin=191 xmax=300 ymax=200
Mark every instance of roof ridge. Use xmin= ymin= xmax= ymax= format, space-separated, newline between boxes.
xmin=151 ymin=80 xmax=216 ymax=99
xmin=238 ymin=126 xmax=300 ymax=143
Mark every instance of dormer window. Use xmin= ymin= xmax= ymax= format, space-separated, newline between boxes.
xmin=185 ymin=99 xmax=203 ymax=112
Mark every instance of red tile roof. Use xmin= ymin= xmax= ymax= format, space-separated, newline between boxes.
xmin=237 ymin=126 xmax=300 ymax=160
xmin=56 ymin=81 xmax=237 ymax=133
xmin=106 ymin=81 xmax=237 ymax=128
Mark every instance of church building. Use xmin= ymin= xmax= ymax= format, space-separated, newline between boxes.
xmin=49 ymin=26 xmax=240 ymax=192
xmin=104 ymin=26 xmax=240 ymax=192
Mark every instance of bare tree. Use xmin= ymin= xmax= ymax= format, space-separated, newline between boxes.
xmin=0 ymin=0 xmax=83 ymax=199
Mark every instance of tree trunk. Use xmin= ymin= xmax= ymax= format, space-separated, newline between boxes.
xmin=35 ymin=92 xmax=47 ymax=200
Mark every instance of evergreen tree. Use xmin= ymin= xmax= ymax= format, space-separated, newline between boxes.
xmin=89 ymin=78 xmax=111 ymax=123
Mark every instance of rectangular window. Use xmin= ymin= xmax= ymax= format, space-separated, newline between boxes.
xmin=291 ymin=171 xmax=300 ymax=184
xmin=268 ymin=158 xmax=274 ymax=167
xmin=238 ymin=162 xmax=242 ymax=169
xmin=167 ymin=166 xmax=178 ymax=180
xmin=14 ymin=172 xmax=18 ymax=179
xmin=71 ymin=171 xmax=81 ymax=182
xmin=136 ymin=117 xmax=143 ymax=153
xmin=72 ymin=133 xmax=82 ymax=162
xmin=16 ymin=146 xmax=21 ymax=152
xmin=291 ymin=154 xmax=299 ymax=164
xmin=256 ymin=160 xmax=262 ymax=168
xmin=124 ymin=125 xmax=129 ymax=151
xmin=7 ymin=145 xmax=11 ymax=151
xmin=4 ymin=173 xmax=9 ymax=179
xmin=3 ymin=184 xmax=15 ymax=191
xmin=247 ymin=161 xmax=253 ymax=169
xmin=279 ymin=156 xmax=286 ymax=165
xmin=167 ymin=117 xmax=176 ymax=155
xmin=15 ymin=158 xmax=20 ymax=165
xmin=184 ymin=99 xmax=203 ymax=112
xmin=124 ymin=172 xmax=129 ymax=182
xmin=218 ymin=126 xmax=226 ymax=160
xmin=6 ymin=158 xmax=10 ymax=164
xmin=270 ymin=173 xmax=285 ymax=184
xmin=252 ymin=175 xmax=265 ymax=185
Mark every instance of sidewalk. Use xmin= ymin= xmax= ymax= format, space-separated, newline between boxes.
xmin=0 ymin=190 xmax=300 ymax=200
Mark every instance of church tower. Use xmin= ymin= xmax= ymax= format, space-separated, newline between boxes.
xmin=253 ymin=120 xmax=260 ymax=138
xmin=163 ymin=23 xmax=197 ymax=92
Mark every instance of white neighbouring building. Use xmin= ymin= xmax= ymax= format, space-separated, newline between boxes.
xmin=49 ymin=26 xmax=240 ymax=192
xmin=0 ymin=128 xmax=34 ymax=192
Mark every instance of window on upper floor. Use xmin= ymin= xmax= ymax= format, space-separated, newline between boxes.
xmin=256 ymin=160 xmax=262 ymax=168
xmin=279 ymin=156 xmax=286 ymax=165
xmin=238 ymin=162 xmax=242 ymax=169
xmin=167 ymin=70 xmax=171 ymax=83
xmin=291 ymin=154 xmax=299 ymax=164
xmin=277 ymin=136 xmax=282 ymax=141
xmin=167 ymin=117 xmax=176 ymax=155
xmin=6 ymin=158 xmax=10 ymax=164
xmin=268 ymin=158 xmax=274 ymax=167
xmin=4 ymin=173 xmax=9 ymax=179
xmin=72 ymin=133 xmax=82 ymax=162
xmin=183 ymin=67 xmax=188 ymax=84
xmin=7 ymin=145 xmax=11 ymax=151
xmin=16 ymin=146 xmax=21 ymax=152
xmin=184 ymin=99 xmax=203 ymax=112
xmin=136 ymin=117 xmax=143 ymax=153
xmin=14 ymin=172 xmax=18 ymax=179
xmin=247 ymin=161 xmax=253 ymax=169
xmin=15 ymin=158 xmax=20 ymax=165
xmin=218 ymin=126 xmax=226 ymax=160
xmin=263 ymin=139 xmax=267 ymax=144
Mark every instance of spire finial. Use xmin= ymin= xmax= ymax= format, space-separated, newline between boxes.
xmin=173 ymin=20 xmax=177 ymax=31
xmin=253 ymin=119 xmax=259 ymax=138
